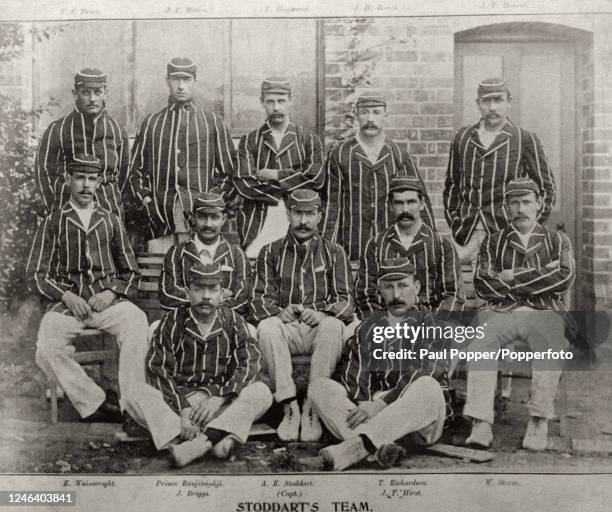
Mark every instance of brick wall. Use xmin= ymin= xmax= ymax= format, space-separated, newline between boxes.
xmin=581 ymin=20 xmax=612 ymax=308
xmin=323 ymin=18 xmax=454 ymax=231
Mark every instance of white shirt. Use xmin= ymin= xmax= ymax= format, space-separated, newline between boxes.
xmin=193 ymin=235 xmax=221 ymax=263
xmin=70 ymin=200 xmax=94 ymax=230
xmin=515 ymin=225 xmax=536 ymax=248
xmin=477 ymin=120 xmax=504 ymax=150
xmin=357 ymin=134 xmax=384 ymax=164
xmin=394 ymin=224 xmax=415 ymax=249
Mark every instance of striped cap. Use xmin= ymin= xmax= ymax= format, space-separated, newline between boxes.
xmin=67 ymin=154 xmax=103 ymax=174
xmin=505 ymin=177 xmax=540 ymax=197
xmin=261 ymin=76 xmax=291 ymax=95
xmin=389 ymin=176 xmax=423 ymax=195
xmin=188 ymin=262 xmax=222 ymax=285
xmin=379 ymin=258 xmax=416 ymax=281
xmin=355 ymin=94 xmax=386 ymax=108
xmin=477 ymin=77 xmax=509 ymax=98
xmin=286 ymin=189 xmax=321 ymax=211
xmin=193 ymin=192 xmax=225 ymax=213
xmin=74 ymin=68 xmax=106 ymax=88
xmin=167 ymin=57 xmax=196 ymax=78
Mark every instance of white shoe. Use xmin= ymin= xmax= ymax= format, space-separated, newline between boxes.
xmin=522 ymin=417 xmax=549 ymax=451
xmin=300 ymin=401 xmax=322 ymax=442
xmin=277 ymin=402 xmax=300 ymax=441
xmin=170 ymin=435 xmax=212 ymax=468
xmin=320 ymin=437 xmax=369 ymax=471
xmin=466 ymin=420 xmax=493 ymax=449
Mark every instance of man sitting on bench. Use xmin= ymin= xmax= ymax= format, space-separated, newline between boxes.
xmin=124 ymin=262 xmax=272 ymax=467
xmin=464 ymin=177 xmax=575 ymax=451
xmin=310 ymin=258 xmax=453 ymax=471
xmin=251 ymin=189 xmax=354 ymax=442
xmin=27 ymin=155 xmax=148 ymax=422
xmin=160 ymin=191 xmax=251 ymax=320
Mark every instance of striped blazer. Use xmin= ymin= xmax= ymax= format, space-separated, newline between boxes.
xmin=26 ymin=203 xmax=140 ymax=314
xmin=128 ymin=99 xmax=235 ymax=239
xmin=321 ymin=136 xmax=434 ymax=262
xmin=146 ymin=305 xmax=262 ymax=414
xmin=356 ymin=223 xmax=465 ymax=317
xmin=444 ymin=120 xmax=556 ymax=245
xmin=337 ymin=310 xmax=453 ymax=423
xmin=250 ymin=232 xmax=354 ymax=324
xmin=35 ymin=108 xmax=130 ymax=218
xmin=233 ymin=121 xmax=325 ymax=248
xmin=160 ymin=235 xmax=251 ymax=316
xmin=475 ymin=223 xmax=575 ymax=311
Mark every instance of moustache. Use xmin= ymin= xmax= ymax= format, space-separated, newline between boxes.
xmin=194 ymin=301 xmax=214 ymax=308
xmin=389 ymin=300 xmax=407 ymax=307
xmin=295 ymin=225 xmax=312 ymax=231
xmin=363 ymin=123 xmax=378 ymax=129
xmin=397 ymin=212 xmax=416 ymax=222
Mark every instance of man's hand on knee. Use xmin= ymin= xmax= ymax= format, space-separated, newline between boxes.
xmin=180 ymin=407 xmax=199 ymax=440
xmin=88 ymin=289 xmax=118 ymax=313
xmin=346 ymin=400 xmax=385 ymax=429
xmin=279 ymin=305 xmax=300 ymax=324
xmin=62 ymin=291 xmax=92 ymax=321
xmin=300 ymin=308 xmax=324 ymax=327
xmin=190 ymin=396 xmax=225 ymax=427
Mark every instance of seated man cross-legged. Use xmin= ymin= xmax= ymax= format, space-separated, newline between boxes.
xmin=464 ymin=177 xmax=575 ymax=451
xmin=251 ymin=189 xmax=354 ymax=442
xmin=310 ymin=258 xmax=454 ymax=471
xmin=124 ymin=262 xmax=272 ymax=467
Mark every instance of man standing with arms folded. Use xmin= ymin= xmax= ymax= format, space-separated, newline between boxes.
xmin=129 ymin=57 xmax=235 ymax=253
xmin=27 ymin=155 xmax=148 ymax=422
xmin=251 ymin=189 xmax=354 ymax=442
xmin=233 ymin=77 xmax=325 ymax=258
xmin=35 ymin=68 xmax=130 ymax=219
xmin=322 ymin=94 xmax=434 ymax=262
xmin=356 ymin=176 xmax=464 ymax=318
xmin=463 ymin=177 xmax=574 ymax=451
xmin=444 ymin=78 xmax=556 ymax=263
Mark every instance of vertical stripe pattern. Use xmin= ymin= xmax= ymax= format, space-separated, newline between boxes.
xmin=35 ymin=108 xmax=130 ymax=218
xmin=129 ymin=99 xmax=235 ymax=239
xmin=160 ymin=236 xmax=251 ymax=316
xmin=26 ymin=203 xmax=140 ymax=314
xmin=321 ymin=136 xmax=434 ymax=261
xmin=146 ymin=305 xmax=262 ymax=414
xmin=444 ymin=120 xmax=556 ymax=245
xmin=475 ymin=224 xmax=575 ymax=311
xmin=250 ymin=233 xmax=354 ymax=324
xmin=356 ymin=223 xmax=465 ymax=317
xmin=233 ymin=122 xmax=325 ymax=248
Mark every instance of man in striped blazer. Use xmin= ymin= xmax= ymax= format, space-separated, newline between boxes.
xmin=464 ymin=178 xmax=575 ymax=451
xmin=251 ymin=189 xmax=354 ymax=442
xmin=160 ymin=191 xmax=251 ymax=320
xmin=124 ymin=262 xmax=271 ymax=467
xmin=444 ymin=78 xmax=556 ymax=263
xmin=310 ymin=258 xmax=453 ymax=471
xmin=321 ymin=94 xmax=434 ymax=262
xmin=356 ymin=176 xmax=464 ymax=318
xmin=35 ymin=68 xmax=130 ymax=219
xmin=233 ymin=77 xmax=325 ymax=258
xmin=128 ymin=58 xmax=235 ymax=253
xmin=27 ymin=155 xmax=148 ymax=422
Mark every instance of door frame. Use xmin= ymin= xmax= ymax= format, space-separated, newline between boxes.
xmin=454 ymin=22 xmax=592 ymax=309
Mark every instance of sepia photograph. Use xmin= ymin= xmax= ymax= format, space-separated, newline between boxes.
xmin=0 ymin=0 xmax=611 ymax=510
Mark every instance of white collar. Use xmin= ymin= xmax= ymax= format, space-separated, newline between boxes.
xmin=193 ymin=235 xmax=221 ymax=258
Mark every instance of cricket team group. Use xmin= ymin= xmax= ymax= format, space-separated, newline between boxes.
xmin=26 ymin=56 xmax=575 ymax=469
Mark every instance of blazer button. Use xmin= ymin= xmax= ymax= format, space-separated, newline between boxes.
xmin=176 ymin=149 xmax=181 ymax=155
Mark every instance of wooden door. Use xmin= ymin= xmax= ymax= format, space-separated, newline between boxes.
xmin=454 ymin=41 xmax=577 ymax=247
